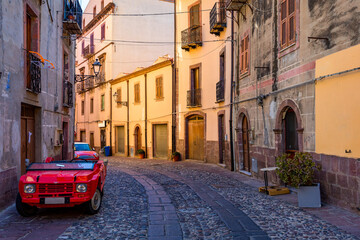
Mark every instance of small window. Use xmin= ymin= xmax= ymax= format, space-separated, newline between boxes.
xmin=101 ymin=0 xmax=104 ymax=10
xmin=116 ymin=88 xmax=122 ymax=107
xmin=101 ymin=94 xmax=105 ymax=111
xmin=280 ymin=0 xmax=296 ymax=49
xmin=90 ymin=98 xmax=94 ymax=113
xmin=156 ymin=77 xmax=163 ymax=99
xmin=81 ymin=100 xmax=85 ymax=115
xmin=90 ymin=33 xmax=94 ymax=53
xmin=93 ymin=6 xmax=96 ymax=18
xmin=83 ymin=19 xmax=85 ymax=28
xmin=81 ymin=40 xmax=85 ymax=55
xmin=101 ymin=23 xmax=105 ymax=41
xmin=134 ymin=83 xmax=140 ymax=103
xmin=240 ymin=34 xmax=249 ymax=74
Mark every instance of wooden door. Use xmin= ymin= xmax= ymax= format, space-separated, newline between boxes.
xmin=188 ymin=116 xmax=204 ymax=160
xmin=116 ymin=126 xmax=125 ymax=154
xmin=62 ymin=122 xmax=68 ymax=160
xmin=90 ymin=132 xmax=94 ymax=149
xmin=134 ymin=127 xmax=141 ymax=155
xmin=154 ymin=124 xmax=168 ymax=158
xmin=21 ymin=104 xmax=35 ymax=174
xmin=100 ymin=129 xmax=106 ymax=149
xmin=242 ymin=116 xmax=251 ymax=172
xmin=218 ymin=115 xmax=225 ymax=164
xmin=80 ymin=130 xmax=86 ymax=142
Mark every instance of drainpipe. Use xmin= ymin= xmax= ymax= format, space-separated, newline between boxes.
xmin=172 ymin=0 xmax=177 ymax=153
xmin=145 ymin=74 xmax=148 ymax=158
xmin=110 ymin=85 xmax=112 ymax=154
xmin=229 ymin=10 xmax=235 ymax=171
xmin=127 ymin=80 xmax=130 ymax=156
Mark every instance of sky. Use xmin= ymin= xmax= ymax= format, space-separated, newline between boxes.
xmin=79 ymin=0 xmax=89 ymax=11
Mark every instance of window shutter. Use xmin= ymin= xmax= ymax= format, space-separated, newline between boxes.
xmin=117 ymin=89 xmax=121 ymax=102
xmin=190 ymin=4 xmax=200 ymax=27
xmin=82 ymin=41 xmax=84 ymax=55
xmin=160 ymin=77 xmax=163 ymax=98
xmin=101 ymin=24 xmax=105 ymax=40
xmin=280 ymin=0 xmax=287 ymax=47
xmin=288 ymin=0 xmax=295 ymax=43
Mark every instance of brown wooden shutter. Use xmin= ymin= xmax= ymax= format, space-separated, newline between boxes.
xmin=280 ymin=0 xmax=287 ymax=47
xmin=90 ymin=33 xmax=94 ymax=53
xmin=245 ymin=36 xmax=249 ymax=71
xmin=288 ymin=0 xmax=295 ymax=43
xmin=101 ymin=24 xmax=105 ymax=40
xmin=190 ymin=4 xmax=200 ymax=27
xmin=160 ymin=77 xmax=163 ymax=98
xmin=117 ymin=88 xmax=121 ymax=103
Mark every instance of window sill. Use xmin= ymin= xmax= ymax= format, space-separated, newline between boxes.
xmin=239 ymin=71 xmax=250 ymax=79
xmin=155 ymin=97 xmax=164 ymax=102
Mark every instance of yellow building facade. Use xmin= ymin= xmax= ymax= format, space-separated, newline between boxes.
xmin=175 ymin=0 xmax=233 ymax=167
xmin=111 ymin=57 xmax=174 ymax=158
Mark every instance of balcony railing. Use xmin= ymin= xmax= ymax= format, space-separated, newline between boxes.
xmin=63 ymin=81 xmax=73 ymax=107
xmin=187 ymin=88 xmax=201 ymax=107
xmin=181 ymin=25 xmax=202 ymax=51
xmin=95 ymin=71 xmax=106 ymax=85
xmin=216 ymin=80 xmax=225 ymax=102
xmin=63 ymin=0 xmax=82 ymax=35
xmin=210 ymin=2 xmax=227 ymax=36
xmin=27 ymin=52 xmax=41 ymax=94
xmin=85 ymin=77 xmax=94 ymax=89
xmin=83 ymin=45 xmax=94 ymax=58
xmin=226 ymin=0 xmax=247 ymax=11
xmin=76 ymin=82 xmax=85 ymax=93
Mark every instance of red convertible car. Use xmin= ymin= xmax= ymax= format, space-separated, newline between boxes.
xmin=74 ymin=142 xmax=99 ymax=161
xmin=16 ymin=159 xmax=107 ymax=217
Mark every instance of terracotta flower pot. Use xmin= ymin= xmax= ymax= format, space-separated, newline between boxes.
xmin=139 ymin=153 xmax=145 ymax=159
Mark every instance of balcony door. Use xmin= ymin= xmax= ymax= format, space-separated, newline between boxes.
xmin=190 ymin=4 xmax=200 ymax=27
xmin=21 ymin=104 xmax=36 ymax=174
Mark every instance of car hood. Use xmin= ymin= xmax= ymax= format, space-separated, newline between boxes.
xmin=21 ymin=170 xmax=94 ymax=183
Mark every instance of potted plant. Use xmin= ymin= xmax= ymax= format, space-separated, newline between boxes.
xmin=171 ymin=151 xmax=181 ymax=162
xmin=275 ymin=152 xmax=322 ymax=207
xmin=137 ymin=149 xmax=145 ymax=159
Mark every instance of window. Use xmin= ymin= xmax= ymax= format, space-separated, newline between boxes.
xmin=220 ymin=51 xmax=225 ymax=82
xmin=116 ymin=88 xmax=122 ymax=107
xmin=240 ymin=35 xmax=249 ymax=73
xmin=101 ymin=23 xmax=105 ymax=41
xmin=134 ymin=83 xmax=140 ymax=103
xmin=25 ymin=5 xmax=39 ymax=89
xmin=99 ymin=56 xmax=105 ymax=81
xmin=280 ymin=0 xmax=296 ymax=49
xmin=90 ymin=33 xmax=94 ymax=54
xmin=101 ymin=94 xmax=105 ymax=111
xmin=83 ymin=19 xmax=85 ymax=28
xmin=82 ymin=40 xmax=85 ymax=55
xmin=80 ymin=68 xmax=85 ymax=90
xmin=101 ymin=0 xmax=104 ymax=10
xmin=81 ymin=100 xmax=84 ymax=115
xmin=90 ymin=98 xmax=94 ymax=113
xmin=189 ymin=4 xmax=200 ymax=27
xmin=93 ymin=6 xmax=96 ymax=18
xmin=156 ymin=77 xmax=163 ymax=99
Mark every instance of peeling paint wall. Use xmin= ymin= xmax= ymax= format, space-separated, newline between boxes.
xmin=0 ymin=0 xmax=76 ymax=209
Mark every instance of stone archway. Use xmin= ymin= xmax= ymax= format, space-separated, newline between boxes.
xmin=235 ymin=108 xmax=251 ymax=172
xmin=273 ymin=100 xmax=303 ymax=156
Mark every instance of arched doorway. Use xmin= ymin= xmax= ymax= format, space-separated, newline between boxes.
xmin=134 ymin=126 xmax=141 ymax=155
xmin=242 ymin=115 xmax=251 ymax=172
xmin=187 ymin=115 xmax=204 ymax=160
xmin=283 ymin=107 xmax=299 ymax=156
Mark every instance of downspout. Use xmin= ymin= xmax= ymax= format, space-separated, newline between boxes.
xmin=229 ymin=10 xmax=235 ymax=171
xmin=272 ymin=0 xmax=279 ymax=91
xmin=145 ymin=74 xmax=148 ymax=158
xmin=127 ymin=80 xmax=130 ymax=156
xmin=172 ymin=0 xmax=177 ymax=153
xmin=109 ymin=85 xmax=112 ymax=154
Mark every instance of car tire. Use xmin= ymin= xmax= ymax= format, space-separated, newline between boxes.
xmin=85 ymin=188 xmax=102 ymax=215
xmin=16 ymin=193 xmax=37 ymax=217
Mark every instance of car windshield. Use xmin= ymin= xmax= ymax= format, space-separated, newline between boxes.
xmin=74 ymin=143 xmax=92 ymax=151
xmin=27 ymin=162 xmax=95 ymax=171
xmin=74 ymin=155 xmax=96 ymax=160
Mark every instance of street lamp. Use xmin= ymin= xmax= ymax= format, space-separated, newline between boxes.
xmin=74 ymin=58 xmax=102 ymax=83
xmin=113 ymin=92 xmax=128 ymax=106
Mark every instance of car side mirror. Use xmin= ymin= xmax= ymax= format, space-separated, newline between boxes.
xmin=93 ymin=148 xmax=95 ymax=151
xmin=25 ymin=158 xmax=30 ymax=167
xmin=103 ymin=159 xmax=108 ymax=166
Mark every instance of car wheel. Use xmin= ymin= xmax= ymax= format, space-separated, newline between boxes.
xmin=16 ymin=193 xmax=37 ymax=217
xmin=85 ymin=188 xmax=102 ymax=214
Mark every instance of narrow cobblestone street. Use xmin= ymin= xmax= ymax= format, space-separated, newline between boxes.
xmin=0 ymin=157 xmax=359 ymax=240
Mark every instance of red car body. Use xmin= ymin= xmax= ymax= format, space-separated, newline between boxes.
xmin=74 ymin=142 xmax=99 ymax=161
xmin=16 ymin=160 xmax=107 ymax=216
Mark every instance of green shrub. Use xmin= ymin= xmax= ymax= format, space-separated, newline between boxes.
xmin=275 ymin=152 xmax=321 ymax=188
xmin=137 ymin=149 xmax=145 ymax=154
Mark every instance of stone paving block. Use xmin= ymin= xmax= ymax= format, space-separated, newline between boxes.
xmin=165 ymin=213 xmax=179 ymax=220
xmin=148 ymin=224 xmax=165 ymax=236
xmin=165 ymin=224 xmax=182 ymax=236
xmin=150 ymin=214 xmax=164 ymax=221
xmin=156 ymin=190 xmax=167 ymax=195
xmin=249 ymin=235 xmax=271 ymax=240
xmin=160 ymin=197 xmax=172 ymax=204
xmin=148 ymin=197 xmax=161 ymax=204
xmin=164 ymin=205 xmax=176 ymax=211
xmin=148 ymin=236 xmax=182 ymax=240
xmin=237 ymin=217 xmax=262 ymax=231
xmin=149 ymin=206 xmax=163 ymax=212
xmin=150 ymin=220 xmax=179 ymax=225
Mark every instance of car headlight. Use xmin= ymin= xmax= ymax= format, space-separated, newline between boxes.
xmin=24 ymin=184 xmax=36 ymax=193
xmin=76 ymin=183 xmax=87 ymax=193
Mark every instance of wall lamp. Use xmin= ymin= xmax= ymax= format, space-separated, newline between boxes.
xmin=113 ymin=92 xmax=128 ymax=106
xmin=74 ymin=58 xmax=102 ymax=83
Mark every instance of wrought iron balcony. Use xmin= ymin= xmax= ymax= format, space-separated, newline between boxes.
xmin=226 ymin=0 xmax=247 ymax=11
xmin=83 ymin=45 xmax=94 ymax=58
xmin=76 ymin=82 xmax=85 ymax=93
xmin=216 ymin=80 xmax=225 ymax=102
xmin=95 ymin=71 xmax=105 ymax=85
xmin=181 ymin=25 xmax=202 ymax=51
xmin=210 ymin=2 xmax=227 ymax=36
xmin=187 ymin=88 xmax=201 ymax=107
xmin=85 ymin=77 xmax=94 ymax=89
xmin=63 ymin=0 xmax=82 ymax=35
xmin=27 ymin=52 xmax=41 ymax=94
xmin=63 ymin=81 xmax=73 ymax=107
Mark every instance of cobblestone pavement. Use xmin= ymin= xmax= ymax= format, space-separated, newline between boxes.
xmin=0 ymin=156 xmax=359 ymax=240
